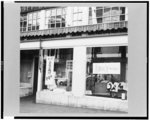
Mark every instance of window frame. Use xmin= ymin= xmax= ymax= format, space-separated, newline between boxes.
xmin=27 ymin=11 xmax=40 ymax=31
xmin=20 ymin=15 xmax=27 ymax=32
xmin=45 ymin=7 xmax=66 ymax=29
xmin=88 ymin=6 xmax=127 ymax=25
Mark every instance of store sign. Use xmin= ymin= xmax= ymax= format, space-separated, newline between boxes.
xmin=93 ymin=63 xmax=120 ymax=74
xmin=45 ymin=56 xmax=55 ymax=85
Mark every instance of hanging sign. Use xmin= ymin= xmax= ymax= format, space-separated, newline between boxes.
xmin=93 ymin=62 xmax=120 ymax=74
xmin=45 ymin=56 xmax=55 ymax=85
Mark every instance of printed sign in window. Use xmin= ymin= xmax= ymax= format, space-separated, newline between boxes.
xmin=93 ymin=63 xmax=120 ymax=74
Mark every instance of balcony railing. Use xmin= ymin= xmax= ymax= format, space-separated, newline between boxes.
xmin=20 ymin=21 xmax=128 ymax=37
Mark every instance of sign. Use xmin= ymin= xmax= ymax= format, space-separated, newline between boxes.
xmin=93 ymin=63 xmax=120 ymax=74
xmin=45 ymin=56 xmax=55 ymax=85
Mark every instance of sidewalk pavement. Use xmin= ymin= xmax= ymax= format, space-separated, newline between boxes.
xmin=20 ymin=95 xmax=126 ymax=114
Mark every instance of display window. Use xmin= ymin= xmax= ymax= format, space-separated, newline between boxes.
xmin=42 ymin=48 xmax=73 ymax=92
xmin=86 ymin=46 xmax=128 ymax=99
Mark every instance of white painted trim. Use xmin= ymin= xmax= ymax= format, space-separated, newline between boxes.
xmin=20 ymin=36 xmax=128 ymax=50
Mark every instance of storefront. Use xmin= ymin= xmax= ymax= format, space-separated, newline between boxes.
xmin=20 ymin=35 xmax=128 ymax=112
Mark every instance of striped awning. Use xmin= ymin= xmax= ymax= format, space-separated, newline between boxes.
xmin=20 ymin=21 xmax=128 ymax=37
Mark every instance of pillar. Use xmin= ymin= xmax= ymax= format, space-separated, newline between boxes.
xmin=72 ymin=46 xmax=86 ymax=96
xmin=37 ymin=49 xmax=44 ymax=91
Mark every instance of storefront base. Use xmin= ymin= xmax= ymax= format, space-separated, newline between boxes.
xmin=36 ymin=90 xmax=128 ymax=112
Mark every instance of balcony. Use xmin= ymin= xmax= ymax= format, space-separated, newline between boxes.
xmin=20 ymin=21 xmax=128 ymax=38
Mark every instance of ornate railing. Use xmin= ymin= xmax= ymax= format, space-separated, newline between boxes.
xmin=20 ymin=21 xmax=128 ymax=37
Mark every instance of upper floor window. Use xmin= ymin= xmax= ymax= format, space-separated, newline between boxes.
xmin=88 ymin=7 xmax=127 ymax=25
xmin=72 ymin=7 xmax=83 ymax=26
xmin=20 ymin=15 xmax=27 ymax=32
xmin=28 ymin=12 xmax=40 ymax=31
xmin=45 ymin=8 xmax=66 ymax=29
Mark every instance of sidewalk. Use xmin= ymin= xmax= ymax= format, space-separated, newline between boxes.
xmin=20 ymin=95 xmax=126 ymax=114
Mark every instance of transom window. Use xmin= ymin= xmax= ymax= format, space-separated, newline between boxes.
xmin=45 ymin=8 xmax=66 ymax=29
xmin=20 ymin=15 xmax=27 ymax=32
xmin=88 ymin=7 xmax=127 ymax=25
xmin=27 ymin=12 xmax=40 ymax=31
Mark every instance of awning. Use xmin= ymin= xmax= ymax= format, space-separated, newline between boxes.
xmin=20 ymin=21 xmax=128 ymax=37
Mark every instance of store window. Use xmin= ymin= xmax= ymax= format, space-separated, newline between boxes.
xmin=20 ymin=15 xmax=27 ymax=32
xmin=45 ymin=8 xmax=66 ymax=29
xmin=42 ymin=48 xmax=73 ymax=92
xmin=72 ymin=7 xmax=83 ymax=26
xmin=86 ymin=46 xmax=128 ymax=99
xmin=27 ymin=12 xmax=40 ymax=31
xmin=88 ymin=6 xmax=127 ymax=25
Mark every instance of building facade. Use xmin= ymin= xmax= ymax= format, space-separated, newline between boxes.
xmin=20 ymin=6 xmax=128 ymax=112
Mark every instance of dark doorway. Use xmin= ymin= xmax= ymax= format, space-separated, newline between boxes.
xmin=33 ymin=57 xmax=39 ymax=96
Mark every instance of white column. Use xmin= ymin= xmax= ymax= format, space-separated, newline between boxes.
xmin=37 ymin=50 xmax=44 ymax=92
xmin=37 ymin=69 xmax=42 ymax=91
xmin=72 ymin=46 xmax=86 ymax=96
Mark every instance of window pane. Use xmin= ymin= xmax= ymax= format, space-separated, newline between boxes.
xmin=88 ymin=19 xmax=92 ymax=25
xmin=28 ymin=27 xmax=31 ymax=31
xmin=32 ymin=26 xmax=36 ymax=30
xmin=104 ymin=7 xmax=111 ymax=16
xmin=20 ymin=16 xmax=23 ymax=22
xmin=86 ymin=46 xmax=127 ymax=99
xmin=120 ymin=7 xmax=125 ymax=14
xmin=120 ymin=15 xmax=125 ymax=21
xmin=37 ymin=12 xmax=40 ymax=18
xmin=57 ymin=9 xmax=61 ymax=15
xmin=33 ymin=20 xmax=36 ymax=26
xmin=103 ymin=17 xmax=110 ymax=23
xmin=23 ymin=21 xmax=27 ymax=27
xmin=23 ymin=16 xmax=27 ymax=21
xmin=96 ymin=9 xmax=103 ymax=17
xmin=46 ymin=10 xmax=51 ymax=17
xmin=51 ymin=24 xmax=55 ymax=28
xmin=48 ymin=24 xmax=51 ymax=28
xmin=20 ymin=28 xmax=22 ymax=32
xmin=50 ymin=20 xmax=55 ymax=24
xmin=56 ymin=23 xmax=61 ymax=28
xmin=36 ymin=25 xmax=39 ymax=30
xmin=111 ymin=16 xmax=120 ymax=21
xmin=23 ymin=27 xmax=26 ymax=31
xmin=62 ymin=22 xmax=65 ymax=27
xmin=97 ymin=18 xmax=102 ymax=23
xmin=111 ymin=7 xmax=119 ymax=15
xmin=56 ymin=15 xmax=61 ymax=23
xmin=51 ymin=9 xmax=56 ymax=16
xmin=28 ymin=14 xmax=32 ymax=20
xmin=96 ymin=7 xmax=103 ymax=9
xmin=45 ymin=18 xmax=49 ymax=24
xmin=62 ymin=15 xmax=66 ymax=22
xmin=89 ymin=9 xmax=92 ymax=17
xmin=62 ymin=8 xmax=66 ymax=15
xmin=33 ymin=13 xmax=37 ymax=19
xmin=37 ymin=19 xmax=40 ymax=26
xmin=51 ymin=16 xmax=55 ymax=21
xmin=20 ymin=22 xmax=23 ymax=27
xmin=28 ymin=20 xmax=32 ymax=27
